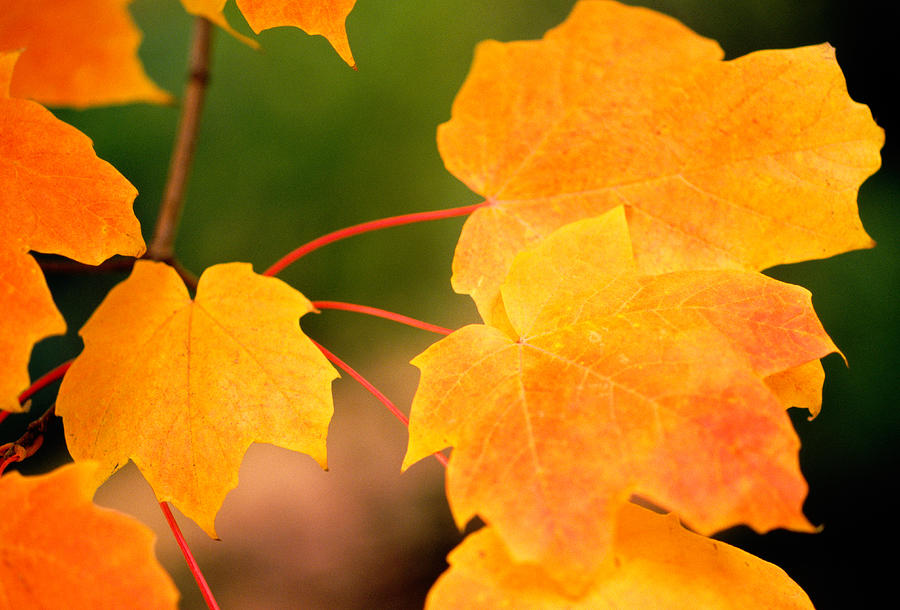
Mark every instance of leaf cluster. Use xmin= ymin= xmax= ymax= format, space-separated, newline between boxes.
xmin=0 ymin=1 xmax=885 ymax=607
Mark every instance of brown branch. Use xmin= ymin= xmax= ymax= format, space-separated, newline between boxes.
xmin=37 ymin=255 xmax=136 ymax=275
xmin=148 ymin=17 xmax=214 ymax=262
xmin=37 ymin=255 xmax=198 ymax=292
xmin=0 ymin=405 xmax=56 ymax=473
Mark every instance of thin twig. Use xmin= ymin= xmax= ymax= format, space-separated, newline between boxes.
xmin=148 ymin=17 xmax=214 ymax=261
xmin=164 ymin=257 xmax=200 ymax=292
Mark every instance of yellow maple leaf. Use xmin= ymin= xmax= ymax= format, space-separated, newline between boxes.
xmin=441 ymin=0 xmax=883 ymax=325
xmin=427 ymin=503 xmax=813 ymax=608
xmin=56 ymin=261 xmax=338 ymax=537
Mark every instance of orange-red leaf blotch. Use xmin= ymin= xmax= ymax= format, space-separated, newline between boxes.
xmin=1 ymin=50 xmax=145 ymax=412
xmin=237 ymin=0 xmax=357 ymax=67
xmin=0 ymin=0 xmax=171 ymax=107
xmin=0 ymin=462 xmax=179 ymax=608
xmin=56 ymin=261 xmax=339 ymax=537
xmin=405 ymin=211 xmax=833 ymax=582
xmin=442 ymin=0 xmax=883 ymax=323
xmin=427 ymin=504 xmax=813 ymax=609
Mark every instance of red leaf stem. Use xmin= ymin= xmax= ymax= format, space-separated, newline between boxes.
xmin=0 ymin=359 xmax=74 ymax=427
xmin=18 ymin=359 xmax=74 ymax=404
xmin=0 ymin=455 xmax=20 ymax=475
xmin=311 ymin=301 xmax=453 ymax=336
xmin=311 ymin=339 xmax=448 ymax=467
xmin=0 ymin=452 xmax=23 ymax=476
xmin=263 ymin=201 xmax=486 ymax=277
xmin=159 ymin=501 xmax=221 ymax=610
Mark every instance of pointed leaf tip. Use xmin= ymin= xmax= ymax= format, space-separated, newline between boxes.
xmin=236 ymin=0 xmax=358 ymax=67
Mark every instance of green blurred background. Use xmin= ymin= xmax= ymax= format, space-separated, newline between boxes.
xmin=4 ymin=0 xmax=896 ymax=607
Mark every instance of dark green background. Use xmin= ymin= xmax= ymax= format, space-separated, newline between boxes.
xmin=5 ymin=1 xmax=896 ymax=607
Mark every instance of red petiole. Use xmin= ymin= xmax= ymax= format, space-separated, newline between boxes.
xmin=311 ymin=339 xmax=448 ymax=468
xmin=159 ymin=501 xmax=220 ymax=610
xmin=0 ymin=359 xmax=74 ymax=429
xmin=312 ymin=300 xmax=454 ymax=336
xmin=263 ymin=201 xmax=485 ymax=277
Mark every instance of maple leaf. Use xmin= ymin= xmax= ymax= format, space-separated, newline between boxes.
xmin=0 ymin=51 xmax=145 ymax=413
xmin=238 ymin=0 xmax=358 ymax=68
xmin=181 ymin=0 xmax=358 ymax=67
xmin=0 ymin=461 xmax=178 ymax=608
xmin=55 ymin=260 xmax=339 ymax=537
xmin=0 ymin=0 xmax=171 ymax=107
xmin=441 ymin=0 xmax=883 ymax=324
xmin=404 ymin=208 xmax=836 ymax=583
xmin=427 ymin=503 xmax=813 ymax=609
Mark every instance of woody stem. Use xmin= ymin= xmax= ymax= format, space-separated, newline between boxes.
xmin=148 ymin=17 xmax=214 ymax=262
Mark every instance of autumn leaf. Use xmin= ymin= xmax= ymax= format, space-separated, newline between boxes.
xmin=0 ymin=0 xmax=171 ymax=107
xmin=441 ymin=0 xmax=883 ymax=324
xmin=55 ymin=261 xmax=339 ymax=537
xmin=181 ymin=0 xmax=358 ymax=67
xmin=427 ymin=503 xmax=813 ymax=609
xmin=404 ymin=209 xmax=836 ymax=583
xmin=0 ymin=461 xmax=178 ymax=609
xmin=0 ymin=51 xmax=145 ymax=413
xmin=238 ymin=0 xmax=357 ymax=68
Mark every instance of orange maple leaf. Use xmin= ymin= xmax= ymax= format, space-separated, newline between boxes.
xmin=0 ymin=51 xmax=145 ymax=413
xmin=182 ymin=0 xmax=357 ymax=67
xmin=404 ymin=209 xmax=835 ymax=583
xmin=441 ymin=0 xmax=883 ymax=324
xmin=0 ymin=0 xmax=171 ymax=107
xmin=55 ymin=261 xmax=339 ymax=537
xmin=0 ymin=462 xmax=178 ymax=608
xmin=427 ymin=503 xmax=813 ymax=608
